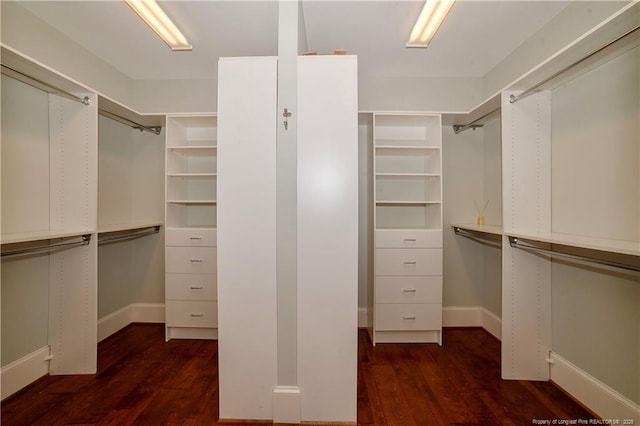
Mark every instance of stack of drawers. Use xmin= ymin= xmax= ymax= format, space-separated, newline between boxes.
xmin=374 ymin=229 xmax=442 ymax=344
xmin=165 ymin=228 xmax=218 ymax=340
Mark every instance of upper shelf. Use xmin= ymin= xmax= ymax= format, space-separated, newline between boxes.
xmin=1 ymin=229 xmax=93 ymax=245
xmin=443 ymin=2 xmax=640 ymax=128
xmin=452 ymin=223 xmax=503 ymax=236
xmin=506 ymin=231 xmax=640 ymax=257
xmin=1 ymin=44 xmax=165 ymax=135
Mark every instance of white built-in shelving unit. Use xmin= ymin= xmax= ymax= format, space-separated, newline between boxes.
xmin=164 ymin=115 xmax=218 ymax=341
xmin=371 ymin=113 xmax=443 ymax=345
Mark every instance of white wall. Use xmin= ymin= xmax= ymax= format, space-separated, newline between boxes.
xmin=97 ymin=116 xmax=165 ymax=319
xmin=360 ymin=75 xmax=482 ymax=113
xmin=481 ymin=117 xmax=502 ymax=317
xmin=1 ymin=76 xmax=50 ymax=366
xmin=441 ymin=126 xmax=485 ymax=308
xmin=550 ymin=46 xmax=639 ymax=404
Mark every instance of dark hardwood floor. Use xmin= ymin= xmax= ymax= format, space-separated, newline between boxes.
xmin=1 ymin=324 xmax=593 ymax=425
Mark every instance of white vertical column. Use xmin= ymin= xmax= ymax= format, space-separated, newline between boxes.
xmin=48 ymin=92 xmax=98 ymax=374
xmin=501 ymin=90 xmax=552 ymax=380
xmin=297 ymin=55 xmax=358 ymax=423
xmin=217 ymin=57 xmax=278 ymax=420
xmin=273 ymin=1 xmax=301 ymax=423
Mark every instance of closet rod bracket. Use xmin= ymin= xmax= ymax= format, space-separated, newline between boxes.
xmin=453 ymin=124 xmax=483 ymax=134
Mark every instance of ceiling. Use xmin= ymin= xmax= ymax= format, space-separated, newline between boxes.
xmin=18 ymin=0 xmax=570 ymax=82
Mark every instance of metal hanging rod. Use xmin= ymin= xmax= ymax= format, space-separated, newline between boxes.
xmin=452 ymin=106 xmax=501 ymax=135
xmin=98 ymin=109 xmax=162 ymax=136
xmin=0 ymin=64 xmax=90 ymax=106
xmin=453 ymin=227 xmax=502 ymax=246
xmin=98 ymin=225 xmax=160 ymax=246
xmin=510 ymin=23 xmax=640 ymax=104
xmin=508 ymin=236 xmax=640 ymax=273
xmin=1 ymin=234 xmax=91 ymax=258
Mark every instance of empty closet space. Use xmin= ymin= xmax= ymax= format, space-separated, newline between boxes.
xmin=1 ymin=71 xmax=98 ymax=399
xmin=547 ymin=43 xmax=639 ymax=405
xmin=97 ymin=105 xmax=165 ymax=340
xmin=444 ymin=111 xmax=503 ymax=338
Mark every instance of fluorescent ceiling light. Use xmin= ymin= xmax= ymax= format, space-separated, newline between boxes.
xmin=407 ymin=0 xmax=455 ymax=48
xmin=125 ymin=0 xmax=192 ymax=51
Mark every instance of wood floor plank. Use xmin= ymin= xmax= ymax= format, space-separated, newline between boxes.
xmin=1 ymin=325 xmax=594 ymax=425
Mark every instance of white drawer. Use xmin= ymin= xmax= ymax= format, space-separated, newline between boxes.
xmin=376 ymin=229 xmax=442 ymax=249
xmin=166 ymin=228 xmax=216 ymax=247
xmin=375 ymin=303 xmax=442 ymax=331
xmin=376 ymin=276 xmax=442 ymax=304
xmin=166 ymin=300 xmax=217 ymax=328
xmin=166 ymin=247 xmax=217 ymax=274
xmin=166 ymin=273 xmax=217 ymax=301
xmin=375 ymin=248 xmax=442 ymax=276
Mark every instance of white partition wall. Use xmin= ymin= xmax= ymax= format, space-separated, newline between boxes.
xmin=297 ymin=55 xmax=358 ymax=423
xmin=217 ymin=57 xmax=278 ymax=421
xmin=501 ymin=90 xmax=552 ymax=381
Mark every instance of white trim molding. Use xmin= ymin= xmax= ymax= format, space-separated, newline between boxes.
xmin=98 ymin=303 xmax=165 ymax=342
xmin=0 ymin=346 xmax=51 ymax=400
xmin=550 ymin=352 xmax=640 ymax=424
xmin=358 ymin=307 xmax=369 ymax=328
xmin=273 ymin=386 xmax=301 ymax=424
xmin=442 ymin=306 xmax=502 ymax=340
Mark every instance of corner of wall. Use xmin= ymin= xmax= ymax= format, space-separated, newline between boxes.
xmin=482 ymin=1 xmax=631 ymax=99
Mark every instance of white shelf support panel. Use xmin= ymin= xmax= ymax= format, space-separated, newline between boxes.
xmin=501 ymin=90 xmax=552 ymax=381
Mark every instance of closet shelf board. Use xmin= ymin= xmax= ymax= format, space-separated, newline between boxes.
xmin=1 ymin=229 xmax=94 ymax=245
xmin=376 ymin=200 xmax=441 ymax=206
xmin=451 ymin=223 xmax=503 ymax=236
xmin=168 ymin=173 xmax=217 ymax=178
xmin=97 ymin=222 xmax=162 ymax=235
xmin=167 ymin=200 xmax=217 ymax=205
xmin=507 ymin=231 xmax=640 ymax=257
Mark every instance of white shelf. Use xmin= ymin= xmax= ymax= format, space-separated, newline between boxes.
xmin=167 ymin=200 xmax=217 ymax=205
xmin=376 ymin=173 xmax=439 ymax=178
xmin=451 ymin=223 xmax=503 ymax=236
xmin=168 ymin=146 xmax=217 ymax=153
xmin=166 ymin=226 xmax=216 ymax=231
xmin=168 ymin=173 xmax=217 ymax=178
xmin=375 ymin=145 xmax=440 ymax=152
xmin=1 ymin=229 xmax=94 ymax=245
xmin=376 ymin=200 xmax=440 ymax=205
xmin=506 ymin=231 xmax=640 ymax=257
xmin=97 ymin=222 xmax=162 ymax=235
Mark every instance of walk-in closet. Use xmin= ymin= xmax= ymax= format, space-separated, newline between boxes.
xmin=0 ymin=0 xmax=638 ymax=424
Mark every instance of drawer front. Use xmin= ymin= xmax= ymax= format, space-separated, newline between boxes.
xmin=376 ymin=276 xmax=442 ymax=304
xmin=166 ymin=247 xmax=217 ymax=274
xmin=166 ymin=273 xmax=217 ymax=301
xmin=375 ymin=303 xmax=442 ymax=331
xmin=166 ymin=228 xmax=217 ymax=247
xmin=166 ymin=300 xmax=217 ymax=328
xmin=375 ymin=249 xmax=442 ymax=276
xmin=376 ymin=229 xmax=442 ymax=249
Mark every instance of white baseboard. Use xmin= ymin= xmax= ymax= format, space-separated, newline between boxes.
xmin=358 ymin=307 xmax=368 ymax=328
xmin=442 ymin=306 xmax=483 ymax=327
xmin=98 ymin=303 xmax=165 ymax=342
xmin=550 ymin=352 xmax=640 ymax=423
xmin=1 ymin=346 xmax=51 ymax=400
xmin=131 ymin=303 xmax=165 ymax=323
xmin=481 ymin=308 xmax=502 ymax=340
xmin=273 ymin=386 xmax=301 ymax=424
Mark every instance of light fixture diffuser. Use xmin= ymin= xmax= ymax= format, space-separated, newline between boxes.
xmin=407 ymin=0 xmax=455 ymax=48
xmin=125 ymin=0 xmax=192 ymax=51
